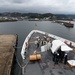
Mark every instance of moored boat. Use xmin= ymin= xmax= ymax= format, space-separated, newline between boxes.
xmin=64 ymin=21 xmax=74 ymax=27
xmin=21 ymin=30 xmax=75 ymax=75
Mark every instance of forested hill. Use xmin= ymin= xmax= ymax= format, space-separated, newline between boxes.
xmin=55 ymin=14 xmax=75 ymax=19
xmin=0 ymin=12 xmax=75 ymax=20
xmin=0 ymin=12 xmax=53 ymax=18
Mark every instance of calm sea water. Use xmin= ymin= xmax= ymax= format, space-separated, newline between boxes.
xmin=0 ymin=21 xmax=75 ymax=75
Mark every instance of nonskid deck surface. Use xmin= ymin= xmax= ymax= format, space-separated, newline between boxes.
xmin=23 ymin=32 xmax=75 ymax=75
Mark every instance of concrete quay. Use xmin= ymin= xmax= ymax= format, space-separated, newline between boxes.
xmin=0 ymin=35 xmax=18 ymax=75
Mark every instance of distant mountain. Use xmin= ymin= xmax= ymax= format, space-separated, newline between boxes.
xmin=67 ymin=15 xmax=75 ymax=19
xmin=55 ymin=14 xmax=75 ymax=19
xmin=0 ymin=12 xmax=53 ymax=18
xmin=55 ymin=14 xmax=67 ymax=19
xmin=0 ymin=12 xmax=75 ymax=20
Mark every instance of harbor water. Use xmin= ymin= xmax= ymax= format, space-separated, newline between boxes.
xmin=0 ymin=21 xmax=75 ymax=75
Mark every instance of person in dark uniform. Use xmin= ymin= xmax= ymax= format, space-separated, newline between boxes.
xmin=53 ymin=52 xmax=57 ymax=62
xmin=37 ymin=42 xmax=39 ymax=48
xmin=57 ymin=48 xmax=65 ymax=63
xmin=53 ymin=52 xmax=59 ymax=64
xmin=61 ymin=51 xmax=65 ymax=62
xmin=55 ymin=53 xmax=59 ymax=64
xmin=64 ymin=53 xmax=67 ymax=64
xmin=57 ymin=47 xmax=62 ymax=62
xmin=41 ymin=40 xmax=43 ymax=46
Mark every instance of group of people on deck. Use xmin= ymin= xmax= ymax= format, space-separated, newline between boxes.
xmin=53 ymin=49 xmax=68 ymax=65
xmin=34 ymin=36 xmax=51 ymax=48
xmin=34 ymin=36 xmax=68 ymax=65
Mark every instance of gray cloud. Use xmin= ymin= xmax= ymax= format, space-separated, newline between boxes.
xmin=0 ymin=0 xmax=75 ymax=14
xmin=12 ymin=0 xmax=24 ymax=3
xmin=12 ymin=0 xmax=31 ymax=3
xmin=11 ymin=0 xmax=33 ymax=4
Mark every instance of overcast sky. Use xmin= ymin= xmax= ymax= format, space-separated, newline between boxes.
xmin=0 ymin=0 xmax=75 ymax=14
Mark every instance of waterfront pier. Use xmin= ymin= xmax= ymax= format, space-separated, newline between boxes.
xmin=0 ymin=35 xmax=17 ymax=75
